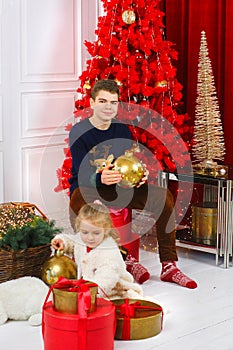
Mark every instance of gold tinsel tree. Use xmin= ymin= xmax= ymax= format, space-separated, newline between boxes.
xmin=192 ymin=31 xmax=225 ymax=168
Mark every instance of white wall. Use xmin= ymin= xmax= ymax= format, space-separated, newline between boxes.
xmin=0 ymin=0 xmax=100 ymax=231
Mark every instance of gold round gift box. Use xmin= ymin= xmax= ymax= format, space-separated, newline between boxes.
xmin=112 ymin=299 xmax=163 ymax=340
xmin=53 ymin=282 xmax=98 ymax=314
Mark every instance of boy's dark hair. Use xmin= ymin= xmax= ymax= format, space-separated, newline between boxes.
xmin=91 ymin=79 xmax=120 ymax=100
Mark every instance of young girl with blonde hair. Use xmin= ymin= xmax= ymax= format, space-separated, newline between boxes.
xmin=51 ymin=201 xmax=143 ymax=299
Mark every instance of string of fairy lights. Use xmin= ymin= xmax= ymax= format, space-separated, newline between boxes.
xmin=0 ymin=206 xmax=33 ymax=238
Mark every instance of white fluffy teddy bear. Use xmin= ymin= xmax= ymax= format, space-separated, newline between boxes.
xmin=0 ymin=276 xmax=49 ymax=326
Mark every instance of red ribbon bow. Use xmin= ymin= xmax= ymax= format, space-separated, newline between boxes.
xmin=116 ymin=298 xmax=163 ymax=340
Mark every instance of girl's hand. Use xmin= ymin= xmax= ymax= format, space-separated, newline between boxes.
xmin=51 ymin=238 xmax=64 ymax=250
xmin=136 ymin=164 xmax=149 ymax=188
xmin=101 ymin=164 xmax=122 ymax=185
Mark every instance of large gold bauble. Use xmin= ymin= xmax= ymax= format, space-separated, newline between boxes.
xmin=41 ymin=249 xmax=77 ymax=286
xmin=113 ymin=151 xmax=144 ymax=188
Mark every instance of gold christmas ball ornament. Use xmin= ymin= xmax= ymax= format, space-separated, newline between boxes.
xmin=155 ymin=80 xmax=167 ymax=88
xmin=113 ymin=150 xmax=144 ymax=188
xmin=83 ymin=81 xmax=91 ymax=90
xmin=122 ymin=10 xmax=136 ymax=24
xmin=42 ymin=249 xmax=77 ymax=286
xmin=114 ymin=79 xmax=122 ymax=86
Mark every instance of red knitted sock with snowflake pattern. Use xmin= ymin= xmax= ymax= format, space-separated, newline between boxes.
xmin=160 ymin=261 xmax=197 ymax=289
xmin=125 ymin=255 xmax=150 ymax=284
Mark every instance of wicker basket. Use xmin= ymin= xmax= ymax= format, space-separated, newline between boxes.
xmin=0 ymin=244 xmax=51 ymax=283
xmin=0 ymin=202 xmax=52 ymax=283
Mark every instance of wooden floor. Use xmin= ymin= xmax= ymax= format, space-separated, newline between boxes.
xmin=1 ymin=246 xmax=233 ymax=350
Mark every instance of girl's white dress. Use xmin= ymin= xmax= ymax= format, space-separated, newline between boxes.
xmin=53 ymin=233 xmax=143 ymax=299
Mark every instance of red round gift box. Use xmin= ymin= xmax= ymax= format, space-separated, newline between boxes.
xmin=43 ymin=299 xmax=115 ymax=350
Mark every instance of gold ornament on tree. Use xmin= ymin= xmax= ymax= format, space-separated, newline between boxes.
xmin=192 ymin=31 xmax=226 ymax=177
xmin=114 ymin=79 xmax=122 ymax=86
xmin=122 ymin=10 xmax=136 ymax=24
xmin=83 ymin=80 xmax=91 ymax=90
xmin=154 ymin=80 xmax=167 ymax=88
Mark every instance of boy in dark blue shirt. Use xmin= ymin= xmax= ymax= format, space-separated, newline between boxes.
xmin=69 ymin=79 xmax=197 ymax=289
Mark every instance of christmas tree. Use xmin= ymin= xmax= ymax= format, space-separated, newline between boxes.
xmin=55 ymin=0 xmax=193 ymax=194
xmin=192 ymin=31 xmax=225 ymax=168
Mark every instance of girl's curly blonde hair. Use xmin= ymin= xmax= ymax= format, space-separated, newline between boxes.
xmin=74 ymin=202 xmax=120 ymax=242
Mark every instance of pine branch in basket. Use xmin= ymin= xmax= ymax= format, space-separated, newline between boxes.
xmin=0 ymin=217 xmax=62 ymax=251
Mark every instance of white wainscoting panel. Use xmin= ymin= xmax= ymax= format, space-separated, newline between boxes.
xmin=1 ymin=0 xmax=98 ymax=217
xmin=80 ymin=0 xmax=98 ymax=68
xmin=21 ymin=90 xmax=76 ymax=138
xmin=22 ymin=144 xmax=72 ymax=232
xmin=20 ymin=0 xmax=77 ymax=81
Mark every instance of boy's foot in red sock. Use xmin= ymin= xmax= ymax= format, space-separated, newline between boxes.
xmin=160 ymin=261 xmax=197 ymax=289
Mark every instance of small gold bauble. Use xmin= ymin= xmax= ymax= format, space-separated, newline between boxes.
xmin=41 ymin=249 xmax=77 ymax=286
xmin=83 ymin=82 xmax=91 ymax=90
xmin=219 ymin=168 xmax=226 ymax=175
xmin=155 ymin=80 xmax=167 ymax=88
xmin=114 ymin=79 xmax=122 ymax=86
xmin=113 ymin=151 xmax=144 ymax=188
xmin=122 ymin=10 xmax=136 ymax=24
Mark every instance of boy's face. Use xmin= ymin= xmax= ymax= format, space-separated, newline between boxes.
xmin=90 ymin=90 xmax=119 ymax=123
xmin=79 ymin=219 xmax=106 ymax=249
